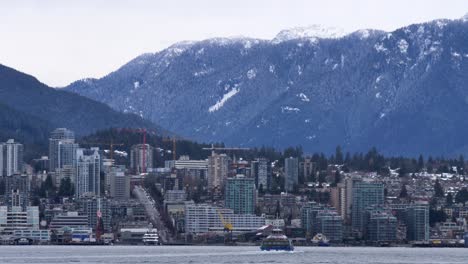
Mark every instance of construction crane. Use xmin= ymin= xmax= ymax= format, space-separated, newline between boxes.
xmin=217 ymin=209 xmax=233 ymax=243
xmin=80 ymin=140 xmax=124 ymax=160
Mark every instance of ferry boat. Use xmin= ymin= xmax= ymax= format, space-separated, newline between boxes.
xmin=311 ymin=233 xmax=330 ymax=246
xmin=260 ymin=229 xmax=294 ymax=251
xmin=142 ymin=228 xmax=160 ymax=245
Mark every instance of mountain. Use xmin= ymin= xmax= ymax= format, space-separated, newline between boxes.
xmin=66 ymin=16 xmax=468 ymax=156
xmin=0 ymin=64 xmax=163 ymax=151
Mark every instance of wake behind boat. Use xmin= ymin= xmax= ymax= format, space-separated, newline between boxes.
xmin=260 ymin=229 xmax=294 ymax=251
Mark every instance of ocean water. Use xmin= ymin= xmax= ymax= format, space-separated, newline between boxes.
xmin=0 ymin=246 xmax=467 ymax=264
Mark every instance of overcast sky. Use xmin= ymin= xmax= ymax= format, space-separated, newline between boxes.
xmin=1 ymin=0 xmax=467 ymax=87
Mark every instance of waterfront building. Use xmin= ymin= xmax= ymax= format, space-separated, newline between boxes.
xmin=49 ymin=212 xmax=89 ymax=230
xmin=406 ymin=203 xmax=430 ymax=242
xmin=130 ymin=144 xmax=153 ymax=174
xmin=366 ymin=210 xmax=397 ymax=242
xmin=0 ymin=139 xmax=24 ymax=177
xmin=184 ymin=203 xmax=265 ymax=234
xmin=82 ymin=198 xmax=111 ymax=232
xmin=301 ymin=202 xmax=332 ymax=237
xmin=13 ymin=229 xmax=50 ymax=243
xmin=284 ymin=157 xmax=299 ymax=192
xmin=315 ymin=211 xmax=344 ymax=242
xmin=0 ymin=206 xmax=39 ymax=234
xmin=259 ymin=193 xmax=302 ymax=219
xmin=225 ymin=175 xmax=256 ymax=215
xmin=351 ymin=180 xmax=384 ymax=233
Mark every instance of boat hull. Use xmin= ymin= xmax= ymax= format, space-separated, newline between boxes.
xmin=260 ymin=245 xmax=294 ymax=251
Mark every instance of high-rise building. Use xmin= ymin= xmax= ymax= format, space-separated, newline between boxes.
xmin=330 ymin=183 xmax=347 ymax=219
xmin=101 ymin=158 xmax=115 ymax=194
xmin=207 ymin=153 xmax=229 ymax=192
xmin=301 ymin=158 xmax=317 ymax=182
xmin=301 ymin=202 xmax=332 ymax=237
xmin=0 ymin=139 xmax=24 ymax=177
xmin=351 ymin=180 xmax=384 ymax=233
xmin=48 ymin=128 xmax=77 ymax=172
xmin=251 ymin=158 xmax=268 ymax=191
xmin=225 ymin=175 xmax=256 ymax=215
xmin=109 ymin=165 xmax=130 ymax=200
xmin=284 ymin=157 xmax=299 ymax=192
xmin=366 ymin=210 xmax=397 ymax=242
xmin=5 ymin=174 xmax=30 ymax=209
xmin=315 ymin=211 xmax=344 ymax=242
xmin=406 ymin=203 xmax=430 ymax=242
xmin=130 ymin=144 xmax=153 ymax=174
xmin=75 ymin=148 xmax=100 ymax=198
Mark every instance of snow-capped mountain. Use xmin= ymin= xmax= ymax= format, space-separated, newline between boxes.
xmin=66 ymin=16 xmax=468 ymax=156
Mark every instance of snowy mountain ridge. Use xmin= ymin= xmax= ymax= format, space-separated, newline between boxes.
xmin=65 ymin=15 xmax=468 ymax=156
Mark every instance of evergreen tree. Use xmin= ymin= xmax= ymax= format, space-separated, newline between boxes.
xmin=331 ymin=170 xmax=341 ymax=187
xmin=335 ymin=146 xmax=343 ymax=164
xmin=434 ymin=179 xmax=444 ymax=198
xmin=417 ymin=154 xmax=424 ymax=171
xmin=455 ymin=188 xmax=468 ymax=205
xmin=399 ymin=184 xmax=408 ymax=198
xmin=58 ymin=178 xmax=75 ymax=197
xmin=446 ymin=192 xmax=453 ymax=206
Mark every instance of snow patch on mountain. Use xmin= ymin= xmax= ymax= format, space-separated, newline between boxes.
xmin=398 ymin=39 xmax=409 ymax=53
xmin=281 ymin=106 xmax=300 ymax=113
xmin=374 ymin=43 xmax=388 ymax=53
xmin=247 ymin=69 xmax=257 ymax=79
xmin=272 ymin=25 xmax=347 ymax=43
xmin=297 ymin=93 xmax=310 ymax=102
xmin=269 ymin=65 xmax=275 ymax=73
xmin=208 ymin=87 xmax=240 ymax=112
xmin=194 ymin=68 xmax=214 ymax=77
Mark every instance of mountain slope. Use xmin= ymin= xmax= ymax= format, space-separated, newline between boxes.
xmin=66 ymin=17 xmax=468 ymax=156
xmin=0 ymin=64 xmax=162 ymax=138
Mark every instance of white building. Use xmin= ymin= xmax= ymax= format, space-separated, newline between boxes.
xmin=0 ymin=206 xmax=39 ymax=234
xmin=184 ymin=203 xmax=265 ymax=234
xmin=75 ymin=148 xmax=100 ymax=198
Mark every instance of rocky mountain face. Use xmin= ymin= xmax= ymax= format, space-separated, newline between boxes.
xmin=66 ymin=16 xmax=468 ymax=156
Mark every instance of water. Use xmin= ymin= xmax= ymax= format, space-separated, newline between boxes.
xmin=0 ymin=246 xmax=467 ymax=264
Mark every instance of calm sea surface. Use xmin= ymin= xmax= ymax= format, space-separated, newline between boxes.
xmin=0 ymin=246 xmax=467 ymax=264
